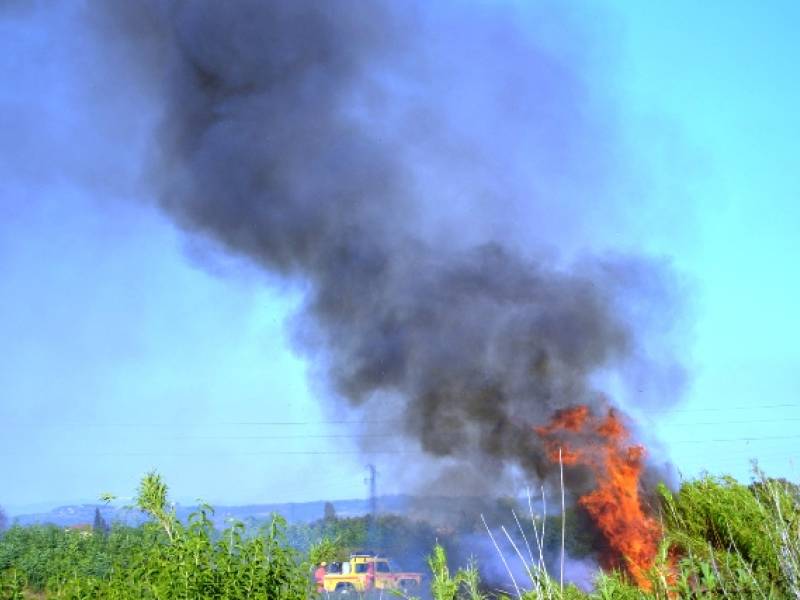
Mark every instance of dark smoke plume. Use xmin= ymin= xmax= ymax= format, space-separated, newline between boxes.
xmin=91 ymin=1 xmax=684 ymax=495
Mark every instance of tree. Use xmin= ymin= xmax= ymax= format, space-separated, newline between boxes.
xmin=323 ymin=501 xmax=337 ymax=522
xmin=0 ymin=505 xmax=7 ymax=531
xmin=136 ymin=470 xmax=176 ymax=541
xmin=93 ymin=507 xmax=109 ymax=535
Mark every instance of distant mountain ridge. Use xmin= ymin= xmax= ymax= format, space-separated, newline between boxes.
xmin=10 ymin=495 xmax=415 ymax=529
xmin=9 ymin=494 xmax=535 ymax=531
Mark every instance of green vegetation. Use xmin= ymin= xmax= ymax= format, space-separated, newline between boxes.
xmin=288 ymin=512 xmax=449 ymax=574
xmin=1 ymin=470 xmax=799 ymax=598
xmin=284 ymin=496 xmax=600 ymax=578
xmin=426 ymin=472 xmax=800 ymax=600
xmin=0 ymin=472 xmax=309 ymax=599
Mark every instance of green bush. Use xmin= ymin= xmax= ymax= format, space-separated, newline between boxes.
xmin=659 ymin=474 xmax=800 ymax=598
xmin=0 ymin=472 xmax=311 ymax=599
xmin=4 ymin=469 xmax=800 ymax=599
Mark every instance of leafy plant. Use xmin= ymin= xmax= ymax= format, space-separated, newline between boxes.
xmin=5 ymin=468 xmax=800 ymax=599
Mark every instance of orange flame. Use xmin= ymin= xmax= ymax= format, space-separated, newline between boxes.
xmin=535 ymin=406 xmax=662 ymax=588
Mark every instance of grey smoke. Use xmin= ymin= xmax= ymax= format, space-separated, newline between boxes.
xmin=89 ymin=0 xmax=684 ymax=494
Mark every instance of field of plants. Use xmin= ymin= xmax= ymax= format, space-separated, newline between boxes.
xmin=1 ymin=470 xmax=799 ymax=599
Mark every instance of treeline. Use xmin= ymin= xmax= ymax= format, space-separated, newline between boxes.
xmin=0 ymin=472 xmax=310 ymax=599
xmin=286 ymin=500 xmax=602 ymax=577
xmin=2 ymin=471 xmax=800 ymax=598
xmin=0 ymin=497 xmax=595 ymax=597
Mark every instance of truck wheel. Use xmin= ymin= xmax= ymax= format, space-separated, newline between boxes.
xmin=334 ymin=582 xmax=356 ymax=595
xmin=399 ymin=579 xmax=419 ymax=590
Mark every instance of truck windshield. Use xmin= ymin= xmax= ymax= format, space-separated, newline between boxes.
xmin=376 ymin=562 xmax=391 ymax=573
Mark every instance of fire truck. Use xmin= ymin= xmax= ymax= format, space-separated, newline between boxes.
xmin=320 ymin=553 xmax=422 ymax=594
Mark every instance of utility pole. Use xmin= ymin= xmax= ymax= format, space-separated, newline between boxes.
xmin=366 ymin=464 xmax=377 ymax=518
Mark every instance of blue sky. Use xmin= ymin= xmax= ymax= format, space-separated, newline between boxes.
xmin=619 ymin=1 xmax=800 ymax=478
xmin=1 ymin=2 xmax=799 ymax=512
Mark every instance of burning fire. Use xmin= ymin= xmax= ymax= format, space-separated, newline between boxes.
xmin=535 ymin=405 xmax=662 ymax=588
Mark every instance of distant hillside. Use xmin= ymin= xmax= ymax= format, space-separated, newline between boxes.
xmin=10 ymin=494 xmax=530 ymax=531
xmin=10 ymin=495 xmax=415 ymax=529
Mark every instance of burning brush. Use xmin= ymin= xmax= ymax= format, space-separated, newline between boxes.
xmin=536 ymin=405 xmax=663 ymax=588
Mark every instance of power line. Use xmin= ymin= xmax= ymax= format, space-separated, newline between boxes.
xmin=1 ymin=420 xmax=402 ymax=428
xmin=639 ymin=403 xmax=800 ymax=414
xmin=679 ymin=455 xmax=798 ymax=467
xmin=4 ymin=402 xmax=800 ymax=429
xmin=674 ymin=433 xmax=800 ymax=444
xmin=7 ymin=427 xmax=800 ymax=443
xmin=170 ymin=433 xmax=401 ymax=440
xmin=661 ymin=416 xmax=800 ymax=427
xmin=5 ymin=432 xmax=800 ymax=457
xmin=6 ymin=428 xmax=800 ymax=444
xmin=0 ymin=450 xmax=423 ymax=458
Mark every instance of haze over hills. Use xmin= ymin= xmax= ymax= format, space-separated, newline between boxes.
xmin=8 ymin=494 xmax=543 ymax=531
xmin=10 ymin=495 xmax=411 ymax=529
